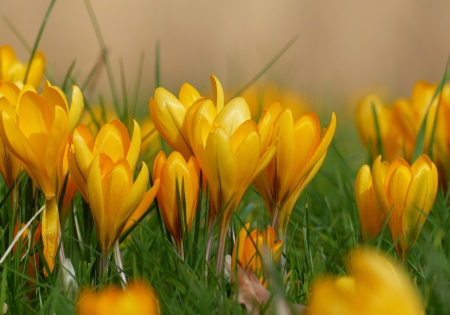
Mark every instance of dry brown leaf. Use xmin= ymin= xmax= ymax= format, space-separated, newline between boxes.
xmin=236 ymin=266 xmax=306 ymax=315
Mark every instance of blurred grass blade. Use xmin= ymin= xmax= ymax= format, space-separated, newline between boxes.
xmin=232 ymin=35 xmax=299 ymax=98
xmin=23 ymin=0 xmax=56 ymax=84
xmin=83 ymin=0 xmax=121 ymax=116
xmin=155 ymin=39 xmax=161 ymax=88
xmin=412 ymin=56 xmax=450 ymax=162
xmin=370 ymin=101 xmax=383 ymax=159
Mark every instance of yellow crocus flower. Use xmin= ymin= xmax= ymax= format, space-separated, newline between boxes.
xmin=306 ymin=248 xmax=424 ymax=315
xmin=231 ymin=223 xmax=282 ymax=284
xmin=0 ymin=81 xmax=83 ymax=273
xmin=354 ymin=164 xmax=386 ymax=242
xmin=68 ymin=119 xmax=141 ymax=201
xmin=149 ymin=82 xmax=202 ymax=159
xmin=187 ymin=76 xmax=277 ymax=272
xmin=152 ymin=150 xmax=200 ymax=257
xmin=0 ymin=82 xmax=23 ymax=189
xmin=0 ymin=45 xmax=45 ymax=89
xmin=372 ymin=154 xmax=438 ymax=259
xmin=253 ymin=101 xmax=336 ymax=239
xmin=77 ymin=280 xmax=160 ymax=315
xmin=87 ymin=153 xmax=157 ymax=255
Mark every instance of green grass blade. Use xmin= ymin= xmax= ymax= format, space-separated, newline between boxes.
xmin=232 ymin=35 xmax=299 ymax=98
xmin=155 ymin=39 xmax=161 ymax=88
xmin=23 ymin=0 xmax=56 ymax=85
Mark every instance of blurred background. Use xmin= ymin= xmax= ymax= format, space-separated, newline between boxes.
xmin=1 ymin=0 xmax=450 ymax=111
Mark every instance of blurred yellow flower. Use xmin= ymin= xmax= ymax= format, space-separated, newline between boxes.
xmin=354 ymin=164 xmax=386 ymax=242
xmin=231 ymin=223 xmax=282 ymax=283
xmin=77 ymin=280 xmax=160 ymax=315
xmin=355 ymin=94 xmax=403 ymax=162
xmin=152 ymin=150 xmax=200 ymax=257
xmin=253 ymin=101 xmax=336 ymax=238
xmin=0 ymin=45 xmax=45 ymax=89
xmin=0 ymin=81 xmax=83 ymax=273
xmin=306 ymin=249 xmax=424 ymax=315
xmin=372 ymin=154 xmax=438 ymax=259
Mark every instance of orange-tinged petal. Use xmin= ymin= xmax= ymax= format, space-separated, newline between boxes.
xmin=232 ymin=223 xmax=251 ymax=271
xmin=152 ymin=151 xmax=166 ymax=183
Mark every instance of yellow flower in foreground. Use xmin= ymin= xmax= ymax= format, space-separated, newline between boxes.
xmin=354 ymin=164 xmax=386 ymax=242
xmin=152 ymin=151 xmax=200 ymax=257
xmin=253 ymin=101 xmax=336 ymax=238
xmin=231 ymin=223 xmax=282 ymax=283
xmin=77 ymin=281 xmax=160 ymax=315
xmin=149 ymin=82 xmax=202 ymax=159
xmin=306 ymin=249 xmax=424 ymax=315
xmin=355 ymin=94 xmax=402 ymax=163
xmin=87 ymin=153 xmax=158 ymax=255
xmin=0 ymin=45 xmax=45 ymax=89
xmin=372 ymin=154 xmax=438 ymax=259
xmin=187 ymin=76 xmax=277 ymax=272
xmin=68 ymin=119 xmax=141 ymax=201
xmin=0 ymin=81 xmax=84 ymax=272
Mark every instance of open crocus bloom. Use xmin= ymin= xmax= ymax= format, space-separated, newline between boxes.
xmin=306 ymin=248 xmax=424 ymax=315
xmin=0 ymin=81 xmax=83 ymax=273
xmin=0 ymin=45 xmax=45 ymax=89
xmin=87 ymin=154 xmax=158 ymax=255
xmin=186 ymin=76 xmax=277 ymax=272
xmin=253 ymin=101 xmax=336 ymax=238
xmin=372 ymin=154 xmax=438 ymax=259
xmin=231 ymin=223 xmax=282 ymax=284
xmin=68 ymin=119 xmax=141 ymax=201
xmin=152 ymin=151 xmax=200 ymax=257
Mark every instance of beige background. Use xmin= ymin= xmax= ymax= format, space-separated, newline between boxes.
xmin=1 ymin=1 xmax=450 ymax=109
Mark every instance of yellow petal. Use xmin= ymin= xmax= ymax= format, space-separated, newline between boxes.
xmin=94 ymin=123 xmax=126 ymax=162
xmin=42 ymin=196 xmax=59 ymax=274
xmin=121 ymin=178 xmax=160 ymax=235
xmin=0 ymin=110 xmax=47 ymax=194
xmin=0 ymin=82 xmax=20 ymax=107
xmin=149 ymin=88 xmax=192 ymax=157
xmin=204 ymin=126 xmax=236 ymax=213
xmin=179 ymin=83 xmax=201 ymax=108
xmin=87 ymin=154 xmax=107 ymax=252
xmin=371 ymin=156 xmax=390 ymax=214
xmin=210 ymin=75 xmax=224 ymax=114
xmin=126 ymin=120 xmax=141 ymax=173
xmin=113 ymin=162 xmax=149 ymax=242
xmin=45 ymin=106 xmax=69 ymax=197
xmin=233 ymin=129 xmax=260 ymax=195
xmin=69 ymin=85 xmax=84 ymax=133
xmin=25 ymin=51 xmax=46 ymax=90
xmin=41 ymin=81 xmax=69 ymax=114
xmin=214 ymin=97 xmax=251 ymax=138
